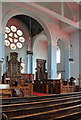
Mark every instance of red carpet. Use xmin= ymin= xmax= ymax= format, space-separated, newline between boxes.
xmin=33 ymin=91 xmax=49 ymax=96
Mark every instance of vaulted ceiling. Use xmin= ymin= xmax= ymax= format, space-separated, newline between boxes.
xmin=13 ymin=15 xmax=44 ymax=37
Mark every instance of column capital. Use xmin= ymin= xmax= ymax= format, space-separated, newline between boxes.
xmin=0 ymin=59 xmax=4 ymax=63
xmin=48 ymin=43 xmax=57 ymax=47
xmin=27 ymin=51 xmax=33 ymax=55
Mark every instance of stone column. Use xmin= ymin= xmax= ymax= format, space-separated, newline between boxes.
xmin=48 ymin=44 xmax=57 ymax=79
xmin=27 ymin=51 xmax=33 ymax=74
xmin=0 ymin=60 xmax=3 ymax=84
xmin=32 ymin=53 xmax=36 ymax=80
xmin=65 ymin=49 xmax=70 ymax=80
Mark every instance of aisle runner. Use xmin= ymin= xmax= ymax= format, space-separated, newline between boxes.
xmin=33 ymin=91 xmax=49 ymax=96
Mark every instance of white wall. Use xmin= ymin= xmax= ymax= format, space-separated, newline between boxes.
xmin=35 ymin=40 xmax=48 ymax=70
xmin=36 ymin=40 xmax=48 ymax=60
xmin=70 ymin=30 xmax=79 ymax=85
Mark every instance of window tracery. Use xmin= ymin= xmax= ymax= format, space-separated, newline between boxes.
xmin=5 ymin=25 xmax=25 ymax=50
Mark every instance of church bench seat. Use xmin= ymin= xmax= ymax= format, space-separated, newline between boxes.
xmin=50 ymin=111 xmax=81 ymax=120
xmin=1 ymin=92 xmax=81 ymax=120
xmin=2 ymin=93 xmax=81 ymax=112
xmin=8 ymin=104 xmax=81 ymax=120
xmin=3 ymin=99 xmax=81 ymax=118
xmin=1 ymin=92 xmax=81 ymax=106
xmin=0 ymin=89 xmax=11 ymax=97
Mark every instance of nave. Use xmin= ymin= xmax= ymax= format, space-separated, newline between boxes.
xmin=0 ymin=1 xmax=81 ymax=120
xmin=1 ymin=92 xmax=81 ymax=120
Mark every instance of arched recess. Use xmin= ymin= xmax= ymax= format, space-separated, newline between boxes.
xmin=2 ymin=6 xmax=52 ymax=78
xmin=32 ymin=33 xmax=48 ymax=78
xmin=2 ymin=7 xmax=51 ymax=46
xmin=57 ymin=39 xmax=66 ymax=79
xmin=33 ymin=32 xmax=47 ymax=54
xmin=56 ymin=36 xmax=70 ymax=80
xmin=4 ymin=18 xmax=29 ymax=74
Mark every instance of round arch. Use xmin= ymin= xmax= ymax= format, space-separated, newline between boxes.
xmin=56 ymin=36 xmax=70 ymax=80
xmin=2 ymin=7 xmax=51 ymax=45
xmin=33 ymin=32 xmax=47 ymax=54
xmin=55 ymin=35 xmax=69 ymax=50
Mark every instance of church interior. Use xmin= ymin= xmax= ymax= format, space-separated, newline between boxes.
xmin=0 ymin=1 xmax=81 ymax=120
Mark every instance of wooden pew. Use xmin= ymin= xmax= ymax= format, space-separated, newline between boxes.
xmin=33 ymin=79 xmax=60 ymax=94
xmin=3 ymin=98 xmax=81 ymax=118
xmin=0 ymin=89 xmax=11 ymax=97
xmin=10 ymin=86 xmax=29 ymax=97
xmin=2 ymin=94 xmax=81 ymax=109
xmin=60 ymin=79 xmax=75 ymax=93
xmin=1 ymin=92 xmax=81 ymax=120
xmin=2 ymin=92 xmax=81 ymax=106
xmin=0 ymin=84 xmax=11 ymax=98
xmin=6 ymin=103 xmax=81 ymax=120
xmin=2 ymin=92 xmax=81 ymax=120
xmin=33 ymin=79 xmax=75 ymax=94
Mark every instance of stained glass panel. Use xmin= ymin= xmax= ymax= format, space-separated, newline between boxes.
xmin=9 ymin=33 xmax=13 ymax=37
xmin=11 ymin=26 xmax=17 ymax=32
xmin=9 ymin=37 xmax=13 ymax=42
xmin=14 ymin=33 xmax=18 ymax=38
xmin=14 ymin=39 xmax=18 ymax=43
xmin=19 ymin=37 xmax=25 ymax=43
xmin=17 ymin=30 xmax=23 ymax=36
xmin=21 ymin=62 xmax=25 ymax=73
xmin=17 ymin=42 xmax=22 ymax=48
xmin=10 ymin=44 xmax=16 ymax=50
xmin=5 ymin=40 xmax=10 ymax=46
xmin=5 ymin=34 xmax=7 ymax=39
xmin=5 ymin=27 xmax=10 ymax=33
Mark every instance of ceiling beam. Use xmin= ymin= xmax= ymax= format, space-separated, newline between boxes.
xmin=26 ymin=2 xmax=80 ymax=30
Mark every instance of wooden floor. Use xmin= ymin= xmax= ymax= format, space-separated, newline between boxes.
xmin=0 ymin=92 xmax=81 ymax=120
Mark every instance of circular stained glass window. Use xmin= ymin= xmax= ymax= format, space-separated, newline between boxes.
xmin=9 ymin=37 xmax=13 ymax=42
xmin=16 ymin=42 xmax=22 ymax=48
xmin=5 ymin=40 xmax=10 ymax=46
xmin=9 ymin=33 xmax=13 ymax=37
xmin=5 ymin=27 xmax=10 ymax=33
xmin=14 ymin=39 xmax=18 ymax=43
xmin=5 ymin=25 xmax=25 ymax=50
xmin=19 ymin=37 xmax=25 ymax=43
xmin=5 ymin=34 xmax=7 ymax=39
xmin=14 ymin=33 xmax=18 ymax=38
xmin=11 ymin=26 xmax=17 ymax=32
xmin=10 ymin=44 xmax=16 ymax=50
xmin=17 ymin=30 xmax=23 ymax=36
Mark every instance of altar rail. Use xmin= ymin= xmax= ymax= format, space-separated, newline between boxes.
xmin=33 ymin=79 xmax=75 ymax=94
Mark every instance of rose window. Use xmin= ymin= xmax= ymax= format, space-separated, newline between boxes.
xmin=5 ymin=25 xmax=25 ymax=50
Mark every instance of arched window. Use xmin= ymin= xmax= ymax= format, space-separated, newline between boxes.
xmin=5 ymin=25 xmax=25 ymax=50
xmin=56 ymin=46 xmax=60 ymax=63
